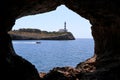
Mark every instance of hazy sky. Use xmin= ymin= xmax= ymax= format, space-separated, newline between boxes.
xmin=13 ymin=5 xmax=93 ymax=38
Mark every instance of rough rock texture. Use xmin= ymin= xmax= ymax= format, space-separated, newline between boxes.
xmin=0 ymin=0 xmax=120 ymax=80
xmin=41 ymin=67 xmax=80 ymax=80
xmin=0 ymin=33 xmax=41 ymax=80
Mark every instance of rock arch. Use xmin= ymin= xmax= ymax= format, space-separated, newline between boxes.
xmin=0 ymin=0 xmax=120 ymax=80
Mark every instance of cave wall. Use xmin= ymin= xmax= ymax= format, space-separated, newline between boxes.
xmin=0 ymin=0 xmax=120 ymax=80
xmin=65 ymin=0 xmax=120 ymax=67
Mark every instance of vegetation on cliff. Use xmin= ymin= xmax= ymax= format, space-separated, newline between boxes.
xmin=8 ymin=28 xmax=75 ymax=40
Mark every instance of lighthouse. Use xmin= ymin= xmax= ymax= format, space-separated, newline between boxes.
xmin=64 ymin=22 xmax=66 ymax=31
xmin=64 ymin=21 xmax=67 ymax=32
xmin=58 ymin=22 xmax=68 ymax=32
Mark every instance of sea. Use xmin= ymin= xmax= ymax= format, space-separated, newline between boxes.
xmin=12 ymin=38 xmax=94 ymax=72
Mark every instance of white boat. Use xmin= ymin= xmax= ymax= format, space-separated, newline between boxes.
xmin=36 ymin=41 xmax=41 ymax=44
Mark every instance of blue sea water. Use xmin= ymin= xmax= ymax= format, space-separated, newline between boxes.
xmin=12 ymin=38 xmax=94 ymax=72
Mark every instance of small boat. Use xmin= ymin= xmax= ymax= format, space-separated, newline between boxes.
xmin=36 ymin=41 xmax=41 ymax=44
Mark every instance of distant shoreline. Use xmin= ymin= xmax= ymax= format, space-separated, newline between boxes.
xmin=9 ymin=28 xmax=75 ymax=40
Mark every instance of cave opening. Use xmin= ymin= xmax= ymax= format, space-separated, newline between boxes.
xmin=11 ymin=5 xmax=94 ymax=73
xmin=1 ymin=1 xmax=119 ymax=79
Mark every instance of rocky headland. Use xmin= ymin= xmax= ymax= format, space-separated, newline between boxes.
xmin=8 ymin=28 xmax=75 ymax=40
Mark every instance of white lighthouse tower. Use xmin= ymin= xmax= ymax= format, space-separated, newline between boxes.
xmin=58 ymin=22 xmax=68 ymax=32
xmin=64 ymin=22 xmax=67 ymax=32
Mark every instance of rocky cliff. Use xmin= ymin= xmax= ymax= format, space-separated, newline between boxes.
xmin=8 ymin=29 xmax=75 ymax=40
xmin=0 ymin=0 xmax=120 ymax=80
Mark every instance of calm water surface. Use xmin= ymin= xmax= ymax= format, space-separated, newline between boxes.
xmin=12 ymin=38 xmax=94 ymax=72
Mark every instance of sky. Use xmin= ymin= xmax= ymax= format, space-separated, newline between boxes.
xmin=13 ymin=5 xmax=93 ymax=38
